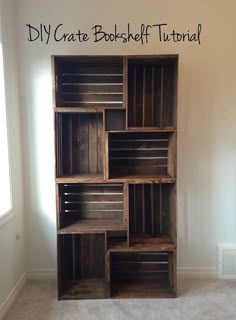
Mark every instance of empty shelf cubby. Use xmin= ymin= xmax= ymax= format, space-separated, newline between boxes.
xmin=110 ymin=251 xmax=176 ymax=298
xmin=55 ymin=112 xmax=104 ymax=179
xmin=57 ymin=183 xmax=125 ymax=232
xmin=105 ymin=110 xmax=126 ymax=131
xmin=107 ymin=230 xmax=128 ymax=250
xmin=58 ymin=233 xmax=107 ymax=299
xmin=128 ymin=56 xmax=177 ymax=128
xmin=107 ymin=131 xmax=176 ymax=179
xmin=54 ymin=56 xmax=124 ymax=108
xmin=129 ymin=184 xmax=176 ymax=245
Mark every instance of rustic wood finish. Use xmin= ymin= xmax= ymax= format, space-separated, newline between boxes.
xmin=53 ymin=55 xmax=178 ymax=300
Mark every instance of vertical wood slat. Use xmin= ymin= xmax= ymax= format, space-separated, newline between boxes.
xmin=123 ymin=57 xmax=128 ymax=130
xmin=79 ymin=114 xmax=89 ymax=173
xmin=53 ymin=58 xmax=64 ymax=107
xmin=169 ymin=184 xmax=176 ymax=244
xmin=160 ymin=66 xmax=164 ymax=127
xmin=159 ymin=184 xmax=163 ymax=234
xmin=151 ymin=67 xmax=154 ymax=127
xmin=142 ymin=66 xmax=146 ymax=127
xmin=104 ymin=132 xmax=109 ymax=180
xmin=88 ymin=115 xmax=98 ymax=173
xmin=69 ymin=115 xmax=73 ymax=174
xmin=142 ymin=184 xmax=145 ymax=233
xmin=167 ymin=132 xmax=177 ymax=177
xmin=55 ymin=113 xmax=63 ymax=177
xmin=133 ymin=67 xmax=136 ymax=127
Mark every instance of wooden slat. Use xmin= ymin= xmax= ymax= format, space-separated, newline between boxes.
xmin=56 ymin=175 xmax=176 ymax=184
xmin=58 ymin=220 xmax=127 ymax=233
xmin=62 ymin=74 xmax=123 ymax=84
xmin=63 ymin=92 xmax=123 ymax=103
xmin=167 ymin=132 xmax=177 ymax=177
xmin=108 ymin=235 xmax=175 ymax=252
xmin=110 ymin=149 xmax=168 ymax=158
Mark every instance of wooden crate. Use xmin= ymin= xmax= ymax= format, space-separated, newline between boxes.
xmin=53 ymin=56 xmax=125 ymax=108
xmin=128 ymin=57 xmax=177 ymax=129
xmin=110 ymin=251 xmax=176 ymax=298
xmin=58 ymin=233 xmax=107 ymax=299
xmin=107 ymin=131 xmax=176 ymax=179
xmin=57 ymin=183 xmax=126 ymax=233
xmin=55 ymin=113 xmax=104 ymax=179
xmin=129 ymin=184 xmax=176 ymax=243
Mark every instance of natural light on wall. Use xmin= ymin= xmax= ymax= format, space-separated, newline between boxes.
xmin=0 ymin=42 xmax=12 ymax=218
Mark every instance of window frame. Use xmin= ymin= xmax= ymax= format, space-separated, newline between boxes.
xmin=0 ymin=8 xmax=17 ymax=228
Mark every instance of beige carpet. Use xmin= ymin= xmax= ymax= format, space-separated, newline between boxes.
xmin=4 ymin=279 xmax=236 ymax=320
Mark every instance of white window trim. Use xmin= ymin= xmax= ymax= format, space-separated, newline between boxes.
xmin=0 ymin=48 xmax=15 ymax=228
xmin=0 ymin=4 xmax=19 ymax=228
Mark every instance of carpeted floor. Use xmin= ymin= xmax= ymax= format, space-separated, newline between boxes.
xmin=4 ymin=279 xmax=236 ymax=320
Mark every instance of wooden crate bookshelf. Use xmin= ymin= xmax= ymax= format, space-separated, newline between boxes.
xmin=53 ymin=55 xmax=178 ymax=299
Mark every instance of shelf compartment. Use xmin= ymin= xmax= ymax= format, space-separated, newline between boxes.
xmin=58 ymin=233 xmax=107 ymax=299
xmin=128 ymin=56 xmax=178 ymax=128
xmin=54 ymin=56 xmax=124 ymax=108
xmin=107 ymin=131 xmax=176 ymax=179
xmin=110 ymin=251 xmax=176 ymax=298
xmin=107 ymin=230 xmax=128 ymax=250
xmin=129 ymin=184 xmax=176 ymax=242
xmin=105 ymin=110 xmax=126 ymax=131
xmin=57 ymin=183 xmax=126 ymax=232
xmin=55 ymin=113 xmax=104 ymax=178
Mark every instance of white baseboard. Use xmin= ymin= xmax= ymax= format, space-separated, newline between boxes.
xmin=27 ymin=269 xmax=57 ymax=280
xmin=0 ymin=273 xmax=27 ymax=320
xmin=177 ymin=267 xmax=218 ymax=279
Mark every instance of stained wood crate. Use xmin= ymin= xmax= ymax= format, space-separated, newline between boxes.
xmin=54 ymin=56 xmax=124 ymax=108
xmin=57 ymin=183 xmax=126 ymax=232
xmin=128 ymin=57 xmax=177 ymax=128
xmin=129 ymin=184 xmax=176 ymax=243
xmin=58 ymin=233 xmax=107 ymax=299
xmin=55 ymin=113 xmax=104 ymax=178
xmin=110 ymin=251 xmax=176 ymax=298
xmin=107 ymin=131 xmax=176 ymax=179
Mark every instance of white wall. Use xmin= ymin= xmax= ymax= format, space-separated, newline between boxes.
xmin=16 ymin=0 xmax=236 ymax=277
xmin=0 ymin=0 xmax=26 ymax=314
